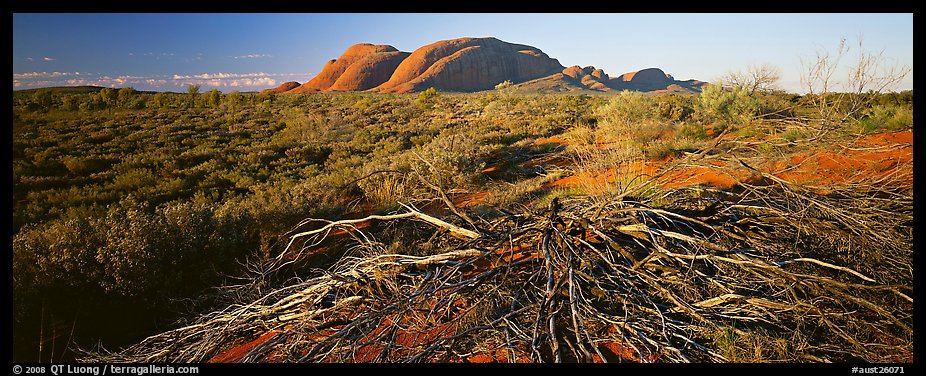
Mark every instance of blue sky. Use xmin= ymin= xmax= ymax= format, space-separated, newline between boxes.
xmin=12 ymin=13 xmax=913 ymax=93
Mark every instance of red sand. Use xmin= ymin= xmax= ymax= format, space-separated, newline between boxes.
xmin=543 ymin=130 xmax=912 ymax=192
xmin=208 ymin=330 xmax=282 ymax=363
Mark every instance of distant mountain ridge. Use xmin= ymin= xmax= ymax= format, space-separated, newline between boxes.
xmin=267 ymin=37 xmax=708 ymax=94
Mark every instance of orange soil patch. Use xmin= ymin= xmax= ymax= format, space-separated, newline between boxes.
xmin=532 ymin=136 xmax=570 ymax=146
xmin=331 ymin=220 xmax=371 ymax=235
xmin=452 ymin=190 xmax=490 ymax=208
xmin=352 ymin=311 xmax=460 ymax=362
xmin=768 ymin=130 xmax=912 ymax=188
xmin=542 ymin=168 xmax=623 ymax=193
xmin=659 ymin=165 xmax=741 ymax=190
xmin=860 ymin=129 xmax=912 ymax=145
xmin=466 ymin=347 xmax=532 ymax=363
xmin=542 ymin=162 xmax=661 ymax=193
xmin=545 ymin=130 xmax=912 ymax=192
xmin=595 ymin=341 xmax=661 ymax=363
xmin=464 ymin=243 xmax=538 ymax=278
xmin=208 ymin=330 xmax=282 ymax=363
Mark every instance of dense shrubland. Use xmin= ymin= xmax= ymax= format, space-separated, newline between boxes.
xmin=12 ymin=84 xmax=912 ymax=362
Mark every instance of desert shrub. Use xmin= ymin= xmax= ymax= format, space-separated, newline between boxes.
xmin=31 ymin=89 xmax=55 ymax=110
xmin=736 ymin=125 xmax=764 ymax=138
xmin=697 ymin=84 xmax=760 ymax=126
xmin=563 ymin=125 xmax=596 ymax=145
xmin=283 ymin=144 xmax=331 ymax=165
xmin=60 ymin=95 xmax=80 ymax=111
xmin=874 ymin=90 xmax=913 ymax=107
xmin=12 ymin=195 xmax=262 ymax=309
xmin=865 ymin=104 xmax=913 ymax=132
xmin=568 ymin=139 xmax=653 ymax=200
xmin=644 ymin=140 xmax=678 ymax=160
xmin=417 ymin=87 xmax=439 ymax=110
xmin=110 ymin=168 xmax=156 ymax=192
xmin=678 ymin=122 xmax=709 ymax=141
xmin=757 ymin=142 xmax=775 ymax=154
xmin=60 ymin=156 xmax=110 ymax=175
xmin=885 ymin=107 xmax=914 ymax=131
xmin=755 ymin=91 xmax=798 ymax=119
xmin=593 ymin=91 xmax=675 ymax=145
xmin=495 ymin=80 xmax=513 ymax=90
xmin=117 ymin=87 xmax=136 ymax=108
xmin=409 ymin=133 xmax=434 ymax=147
xmin=79 ymin=97 xmax=101 ymax=112
xmin=852 ymin=118 xmax=881 ymax=134
xmin=654 ymin=93 xmax=696 ymax=122
xmin=646 ymin=133 xmax=708 ymax=161
xmin=779 ymin=128 xmax=807 ymax=142
xmin=356 ymin=168 xmax=411 ymax=208
xmin=595 ymin=90 xmax=658 ymax=127
xmin=413 ymin=128 xmax=490 ymax=189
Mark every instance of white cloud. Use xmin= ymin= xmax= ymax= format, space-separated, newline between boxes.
xmin=234 ymin=54 xmax=273 ymax=59
xmin=14 ymin=71 xmax=307 ymax=91
xmin=172 ymin=72 xmax=276 ymax=80
xmin=13 ymin=71 xmax=82 ymax=79
xmin=42 ymin=57 xmax=55 ymax=61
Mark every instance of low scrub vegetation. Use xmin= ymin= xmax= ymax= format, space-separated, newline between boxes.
xmin=12 ymin=84 xmax=913 ymax=363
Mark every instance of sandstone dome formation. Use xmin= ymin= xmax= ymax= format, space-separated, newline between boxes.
xmin=328 ymin=51 xmax=410 ymax=91
xmin=290 ymin=43 xmax=408 ymax=93
xmin=611 ymin=68 xmax=676 ymax=91
xmin=372 ymin=37 xmax=564 ymax=94
xmin=260 ymin=81 xmax=301 ymax=94
xmin=268 ymin=38 xmax=707 ymax=94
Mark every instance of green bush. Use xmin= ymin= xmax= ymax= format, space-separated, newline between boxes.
xmin=866 ymin=104 xmax=913 ymax=132
xmin=678 ymin=122 xmax=709 ymax=141
xmin=417 ymin=87 xmax=439 ymax=109
xmin=780 ymin=128 xmax=806 ymax=142
xmin=654 ymin=94 xmax=695 ymax=122
xmin=698 ymin=84 xmax=760 ymax=125
xmin=595 ymin=90 xmax=657 ymax=127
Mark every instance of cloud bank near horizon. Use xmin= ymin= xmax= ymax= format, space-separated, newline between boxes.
xmin=12 ymin=71 xmax=310 ymax=92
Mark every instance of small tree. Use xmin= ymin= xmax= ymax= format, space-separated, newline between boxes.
xmin=118 ymin=87 xmax=136 ymax=108
xmin=186 ymin=84 xmax=201 ymax=108
xmin=152 ymin=92 xmax=169 ymax=109
xmin=205 ymin=89 xmax=222 ymax=108
xmin=100 ymin=88 xmax=118 ymax=113
xmin=60 ymin=94 xmax=79 ymax=111
xmin=31 ymin=89 xmax=54 ymax=110
xmin=720 ymin=63 xmax=781 ymax=95
xmin=225 ymin=91 xmax=242 ymax=112
xmin=260 ymin=90 xmax=276 ymax=105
